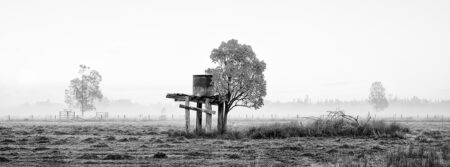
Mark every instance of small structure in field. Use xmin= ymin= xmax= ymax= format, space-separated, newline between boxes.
xmin=159 ymin=107 xmax=167 ymax=120
xmin=166 ymin=75 xmax=224 ymax=133
xmin=95 ymin=112 xmax=109 ymax=120
xmin=59 ymin=109 xmax=76 ymax=120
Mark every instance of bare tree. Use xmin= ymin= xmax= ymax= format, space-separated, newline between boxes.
xmin=65 ymin=65 xmax=103 ymax=117
xmin=369 ymin=81 xmax=389 ymax=112
xmin=206 ymin=39 xmax=267 ymax=133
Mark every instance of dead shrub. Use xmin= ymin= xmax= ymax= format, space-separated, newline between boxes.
xmin=246 ymin=111 xmax=410 ymax=139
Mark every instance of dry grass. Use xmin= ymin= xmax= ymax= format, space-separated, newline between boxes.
xmin=246 ymin=111 xmax=410 ymax=139
xmin=169 ymin=112 xmax=410 ymax=139
xmin=167 ymin=129 xmax=244 ymax=139
xmin=0 ymin=117 xmax=448 ymax=166
xmin=385 ymin=144 xmax=450 ymax=167
xmin=168 ymin=120 xmax=408 ymax=139
xmin=246 ymin=120 xmax=409 ymax=139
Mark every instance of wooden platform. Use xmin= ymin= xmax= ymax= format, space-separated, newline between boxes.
xmin=166 ymin=93 xmax=221 ymax=105
xmin=166 ymin=93 xmax=224 ymax=133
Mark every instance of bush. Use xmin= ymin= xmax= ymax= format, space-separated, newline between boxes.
xmin=168 ymin=111 xmax=409 ymax=139
xmin=245 ymin=120 xmax=409 ymax=139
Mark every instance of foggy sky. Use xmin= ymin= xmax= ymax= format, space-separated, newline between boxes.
xmin=1 ymin=0 xmax=450 ymax=107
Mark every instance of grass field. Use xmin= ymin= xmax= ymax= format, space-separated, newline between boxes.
xmin=0 ymin=119 xmax=449 ymax=166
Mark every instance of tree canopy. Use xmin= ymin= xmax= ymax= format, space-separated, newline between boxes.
xmin=206 ymin=39 xmax=267 ymax=132
xmin=65 ymin=65 xmax=103 ymax=116
xmin=369 ymin=81 xmax=389 ymax=112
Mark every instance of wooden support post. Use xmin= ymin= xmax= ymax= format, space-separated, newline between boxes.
xmin=205 ymin=99 xmax=212 ymax=133
xmin=196 ymin=102 xmax=202 ymax=133
xmin=217 ymin=102 xmax=224 ymax=133
xmin=185 ymin=96 xmax=190 ymax=133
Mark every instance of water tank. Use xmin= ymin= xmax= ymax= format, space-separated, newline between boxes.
xmin=193 ymin=75 xmax=213 ymax=96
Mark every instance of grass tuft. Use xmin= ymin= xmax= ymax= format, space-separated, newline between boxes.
xmin=168 ymin=112 xmax=409 ymax=139
xmin=385 ymin=144 xmax=449 ymax=167
xmin=245 ymin=120 xmax=409 ymax=139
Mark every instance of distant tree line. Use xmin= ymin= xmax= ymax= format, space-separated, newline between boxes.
xmin=268 ymin=97 xmax=450 ymax=106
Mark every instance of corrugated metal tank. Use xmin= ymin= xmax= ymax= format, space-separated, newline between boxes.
xmin=193 ymin=75 xmax=213 ymax=97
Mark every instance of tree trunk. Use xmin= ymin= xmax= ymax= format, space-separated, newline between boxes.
xmin=81 ymin=103 xmax=84 ymax=117
xmin=217 ymin=102 xmax=224 ymax=134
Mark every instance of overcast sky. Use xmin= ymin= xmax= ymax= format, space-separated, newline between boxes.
xmin=1 ymin=0 xmax=449 ymax=106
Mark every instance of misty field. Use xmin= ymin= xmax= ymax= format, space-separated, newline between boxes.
xmin=0 ymin=119 xmax=449 ymax=167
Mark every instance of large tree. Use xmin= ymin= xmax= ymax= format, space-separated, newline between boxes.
xmin=368 ymin=81 xmax=389 ymax=112
xmin=206 ymin=39 xmax=267 ymax=132
xmin=65 ymin=65 xmax=103 ymax=116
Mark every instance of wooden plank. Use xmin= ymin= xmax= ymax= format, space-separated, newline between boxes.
xmin=185 ymin=96 xmax=190 ymax=133
xmin=166 ymin=93 xmax=221 ymax=105
xmin=179 ymin=105 xmax=216 ymax=114
xmin=205 ymin=99 xmax=212 ymax=133
xmin=196 ymin=102 xmax=202 ymax=133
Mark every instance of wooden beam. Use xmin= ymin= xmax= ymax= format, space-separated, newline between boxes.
xmin=166 ymin=93 xmax=221 ymax=105
xmin=196 ymin=102 xmax=202 ymax=133
xmin=179 ymin=105 xmax=216 ymax=115
xmin=184 ymin=96 xmax=190 ymax=133
xmin=205 ymin=99 xmax=212 ymax=133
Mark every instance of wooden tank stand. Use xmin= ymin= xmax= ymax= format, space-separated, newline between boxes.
xmin=166 ymin=93 xmax=222 ymax=133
